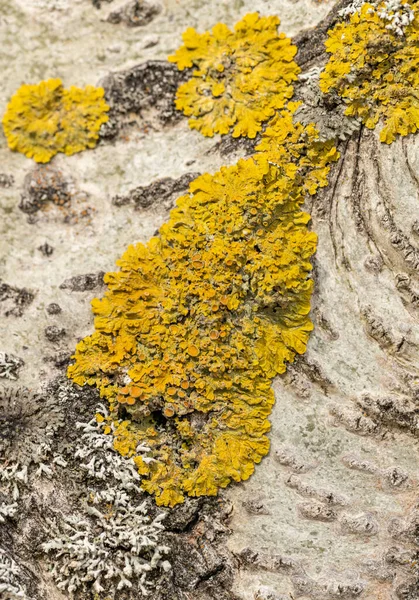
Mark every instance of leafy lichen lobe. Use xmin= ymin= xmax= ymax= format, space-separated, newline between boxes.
xmin=68 ymin=103 xmax=339 ymax=506
xmin=320 ymin=0 xmax=419 ymax=143
xmin=2 ymin=78 xmax=109 ymax=163
xmin=168 ymin=13 xmax=300 ymax=138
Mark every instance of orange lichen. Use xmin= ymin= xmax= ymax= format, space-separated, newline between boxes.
xmin=68 ymin=104 xmax=339 ymax=507
xmin=2 ymin=78 xmax=109 ymax=162
xmin=168 ymin=13 xmax=300 ymax=138
xmin=320 ymin=0 xmax=419 ymax=143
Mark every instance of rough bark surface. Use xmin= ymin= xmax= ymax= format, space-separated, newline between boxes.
xmin=0 ymin=1 xmax=418 ymax=600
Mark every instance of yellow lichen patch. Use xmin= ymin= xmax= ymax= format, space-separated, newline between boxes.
xmin=320 ymin=1 xmax=419 ymax=144
xmin=68 ymin=107 xmax=339 ymax=507
xmin=168 ymin=13 xmax=300 ymax=138
xmin=2 ymin=78 xmax=109 ymax=162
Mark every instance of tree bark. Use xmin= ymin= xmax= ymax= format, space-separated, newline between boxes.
xmin=0 ymin=1 xmax=418 ymax=600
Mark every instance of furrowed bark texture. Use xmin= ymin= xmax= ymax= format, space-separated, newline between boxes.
xmin=0 ymin=1 xmax=418 ymax=600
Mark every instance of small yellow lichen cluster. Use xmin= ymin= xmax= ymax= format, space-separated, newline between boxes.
xmin=2 ymin=78 xmax=109 ymax=163
xmin=68 ymin=105 xmax=339 ymax=506
xmin=320 ymin=0 xmax=419 ymax=143
xmin=168 ymin=13 xmax=300 ymax=138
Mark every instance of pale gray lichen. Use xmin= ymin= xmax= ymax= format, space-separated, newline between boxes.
xmin=0 ymin=464 xmax=28 ymax=505
xmin=74 ymin=405 xmax=146 ymax=492
xmin=0 ymin=500 xmax=18 ymax=523
xmin=294 ymin=68 xmax=361 ymax=141
xmin=0 ymin=548 xmax=30 ymax=600
xmin=42 ymin=405 xmax=171 ymax=597
xmin=339 ymin=0 xmax=414 ymax=35
xmin=0 ymin=386 xmax=64 ymax=524
xmin=43 ymin=507 xmax=170 ymax=595
xmin=339 ymin=0 xmax=367 ymax=17
xmin=0 ymin=353 xmax=24 ymax=380
xmin=0 ymin=387 xmax=64 ymax=468
xmin=377 ymin=0 xmax=414 ymax=35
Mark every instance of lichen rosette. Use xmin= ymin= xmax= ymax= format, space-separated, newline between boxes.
xmin=2 ymin=78 xmax=109 ymax=162
xmin=168 ymin=13 xmax=300 ymax=138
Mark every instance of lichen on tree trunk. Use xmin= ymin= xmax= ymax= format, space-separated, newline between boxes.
xmin=0 ymin=1 xmax=418 ymax=599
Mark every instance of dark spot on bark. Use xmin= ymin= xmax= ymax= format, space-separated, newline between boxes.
xmin=100 ymin=60 xmax=189 ymax=138
xmin=46 ymin=303 xmax=62 ymax=315
xmin=107 ymin=0 xmax=161 ymax=27
xmin=20 ymin=166 xmax=71 ymax=215
xmin=0 ymin=280 xmax=35 ymax=318
xmin=60 ymin=272 xmax=105 ymax=292
xmin=38 ymin=243 xmax=54 ymax=257
xmin=44 ymin=326 xmax=66 ymax=342
xmin=113 ymin=172 xmax=199 ymax=210
xmin=0 ymin=173 xmax=14 ymax=188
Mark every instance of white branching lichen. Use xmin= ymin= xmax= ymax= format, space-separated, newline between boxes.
xmin=377 ymin=0 xmax=414 ymax=35
xmin=0 ymin=501 xmax=18 ymax=523
xmin=43 ymin=507 xmax=170 ymax=595
xmin=0 ymin=548 xmax=30 ymax=600
xmin=339 ymin=0 xmax=414 ymax=35
xmin=0 ymin=502 xmax=18 ymax=523
xmin=0 ymin=464 xmax=28 ymax=505
xmin=298 ymin=66 xmax=322 ymax=82
xmin=0 ymin=353 xmax=23 ymax=380
xmin=0 ymin=465 xmax=27 ymax=530
xmin=42 ymin=405 xmax=171 ymax=596
xmin=339 ymin=0 xmax=366 ymax=17
xmin=74 ymin=405 xmax=145 ymax=491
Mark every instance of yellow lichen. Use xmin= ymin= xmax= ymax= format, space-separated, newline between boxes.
xmin=2 ymin=78 xmax=109 ymax=163
xmin=320 ymin=0 xmax=419 ymax=143
xmin=168 ymin=13 xmax=300 ymax=138
xmin=68 ymin=105 xmax=339 ymax=507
